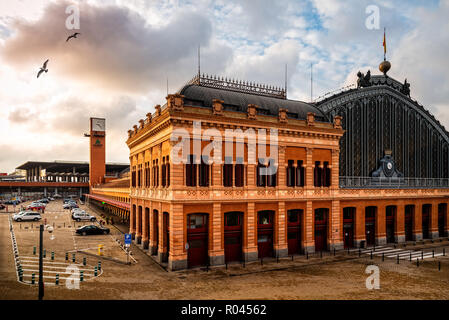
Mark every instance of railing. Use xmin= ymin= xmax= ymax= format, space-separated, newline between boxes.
xmin=339 ymin=176 xmax=449 ymax=189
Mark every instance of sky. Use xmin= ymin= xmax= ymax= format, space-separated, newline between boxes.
xmin=0 ymin=0 xmax=448 ymax=173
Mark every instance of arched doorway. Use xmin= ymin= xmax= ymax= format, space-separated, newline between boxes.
xmin=365 ymin=207 xmax=376 ymax=246
xmin=163 ymin=212 xmax=169 ymax=262
xmin=153 ymin=209 xmax=159 ymax=255
xmin=438 ymin=204 xmax=447 ymax=238
xmin=287 ymin=209 xmax=302 ymax=255
xmin=187 ymin=213 xmax=209 ymax=268
xmin=257 ymin=210 xmax=274 ymax=258
xmin=224 ymin=211 xmax=243 ymax=263
xmin=405 ymin=205 xmax=414 ymax=241
xmin=422 ymin=204 xmax=431 ymax=239
xmin=343 ymin=207 xmax=355 ymax=249
xmin=386 ymin=206 xmax=396 ymax=243
xmin=314 ymin=208 xmax=328 ymax=252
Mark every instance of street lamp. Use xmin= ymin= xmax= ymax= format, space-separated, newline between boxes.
xmin=38 ymin=224 xmax=54 ymax=300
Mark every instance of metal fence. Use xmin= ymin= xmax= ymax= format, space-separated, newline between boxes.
xmin=339 ymin=176 xmax=449 ymax=189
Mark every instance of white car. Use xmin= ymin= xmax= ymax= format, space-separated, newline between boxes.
xmin=72 ymin=212 xmax=96 ymax=222
xmin=13 ymin=211 xmax=42 ymax=222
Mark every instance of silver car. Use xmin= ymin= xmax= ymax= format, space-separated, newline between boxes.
xmin=72 ymin=212 xmax=96 ymax=222
xmin=13 ymin=211 xmax=42 ymax=222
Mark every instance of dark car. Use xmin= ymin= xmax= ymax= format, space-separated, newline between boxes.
xmin=76 ymin=225 xmax=110 ymax=236
xmin=0 ymin=204 xmax=5 ymax=210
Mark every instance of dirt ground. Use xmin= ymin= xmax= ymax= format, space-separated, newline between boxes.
xmin=1 ymin=200 xmax=449 ymax=300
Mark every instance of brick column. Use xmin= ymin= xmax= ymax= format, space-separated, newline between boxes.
xmin=274 ymin=201 xmax=287 ymax=257
xmin=329 ymin=200 xmax=343 ymax=250
xmin=278 ymin=146 xmax=286 ymax=187
xmin=305 ymin=148 xmax=314 ymax=188
xmin=142 ymin=206 xmax=149 ymax=249
xmin=395 ymin=203 xmax=405 ymax=243
xmin=375 ymin=204 xmax=386 ymax=245
xmin=149 ymin=202 xmax=158 ymax=254
xmin=413 ymin=202 xmax=423 ymax=241
xmin=168 ymin=203 xmax=187 ymax=271
xmin=304 ymin=201 xmax=314 ymax=253
xmin=157 ymin=203 xmax=166 ymax=262
xmin=136 ymin=205 xmax=142 ymax=244
xmin=243 ymin=202 xmax=258 ymax=261
xmin=354 ymin=205 xmax=366 ymax=248
xmin=210 ymin=202 xmax=224 ymax=265
xmin=331 ymin=149 xmax=339 ymax=189
xmin=430 ymin=201 xmax=439 ymax=239
xmin=130 ymin=203 xmax=136 ymax=239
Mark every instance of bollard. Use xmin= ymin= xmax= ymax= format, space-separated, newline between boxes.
xmin=397 ymin=254 xmax=399 ymax=264
xmin=51 ymin=252 xmax=54 ymax=261
xmin=421 ymin=251 xmax=424 ymax=260
xmin=444 ymin=248 xmax=446 ymax=256
xmin=438 ymin=261 xmax=441 ymax=271
xmin=432 ymin=250 xmax=434 ymax=258
xmin=19 ymin=271 xmax=23 ymax=282
xmin=225 ymin=262 xmax=228 ymax=270
xmin=358 ymin=249 xmax=361 ymax=257
xmin=80 ymin=271 xmax=84 ymax=282
xmin=65 ymin=252 xmax=68 ymax=261
xmin=43 ymin=249 xmax=46 ymax=258
xmin=382 ymin=253 xmax=384 ymax=261
xmin=83 ymin=257 xmax=86 ymax=266
xmin=306 ymin=251 xmax=308 ymax=260
xmin=94 ymin=266 xmax=98 ymax=277
xmin=55 ymin=274 xmax=59 ymax=285
xmin=206 ymin=263 xmax=209 ymax=272
xmin=98 ymin=261 xmax=101 ymax=271
xmin=33 ymin=246 xmax=36 ymax=255
xmin=291 ymin=255 xmax=294 ymax=261
xmin=370 ymin=251 xmax=373 ymax=260
xmin=31 ymin=273 xmax=35 ymax=284
xmin=72 ymin=253 xmax=76 ymax=263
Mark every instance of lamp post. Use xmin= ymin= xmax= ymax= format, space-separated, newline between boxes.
xmin=38 ymin=224 xmax=54 ymax=300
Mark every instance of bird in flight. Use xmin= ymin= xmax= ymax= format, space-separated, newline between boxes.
xmin=37 ymin=59 xmax=49 ymax=78
xmin=66 ymin=32 xmax=81 ymax=42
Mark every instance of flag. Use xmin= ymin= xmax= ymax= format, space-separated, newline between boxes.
xmin=383 ymin=28 xmax=386 ymax=55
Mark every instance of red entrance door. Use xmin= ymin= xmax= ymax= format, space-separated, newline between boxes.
xmin=258 ymin=211 xmax=274 ymax=258
xmin=163 ymin=212 xmax=169 ymax=262
xmin=365 ymin=207 xmax=376 ymax=246
xmin=343 ymin=208 xmax=355 ymax=249
xmin=422 ymin=205 xmax=431 ymax=239
xmin=287 ymin=209 xmax=302 ymax=255
xmin=153 ymin=210 xmax=159 ymax=255
xmin=438 ymin=204 xmax=446 ymax=237
xmin=224 ymin=212 xmax=243 ymax=263
xmin=314 ymin=209 xmax=328 ymax=252
xmin=187 ymin=214 xmax=208 ymax=268
xmin=386 ymin=206 xmax=396 ymax=243
xmin=405 ymin=205 xmax=414 ymax=241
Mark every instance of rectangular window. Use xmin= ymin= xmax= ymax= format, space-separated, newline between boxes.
xmin=267 ymin=159 xmax=277 ymax=187
xmin=314 ymin=161 xmax=322 ymax=187
xmin=287 ymin=160 xmax=295 ymax=187
xmin=223 ymin=163 xmax=233 ymax=187
xmin=234 ymin=164 xmax=244 ymax=187
xmin=296 ymin=160 xmax=304 ymax=187
xmin=257 ymin=160 xmax=267 ymax=187
xmin=186 ymin=155 xmax=197 ymax=187
xmin=199 ymin=156 xmax=209 ymax=187
xmin=161 ymin=157 xmax=166 ymax=187
xmin=166 ymin=156 xmax=170 ymax=187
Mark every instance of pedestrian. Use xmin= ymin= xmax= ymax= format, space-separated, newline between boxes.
xmin=110 ymin=217 xmax=114 ymax=225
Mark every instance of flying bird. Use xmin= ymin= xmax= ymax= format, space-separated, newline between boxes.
xmin=37 ymin=59 xmax=49 ymax=78
xmin=66 ymin=32 xmax=81 ymax=42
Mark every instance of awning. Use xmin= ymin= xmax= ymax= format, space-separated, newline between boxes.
xmin=85 ymin=193 xmax=130 ymax=210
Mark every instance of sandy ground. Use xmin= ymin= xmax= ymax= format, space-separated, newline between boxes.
xmin=1 ymin=200 xmax=449 ymax=300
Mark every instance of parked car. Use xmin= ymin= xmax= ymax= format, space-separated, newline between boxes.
xmin=63 ymin=203 xmax=78 ymax=209
xmin=0 ymin=204 xmax=5 ymax=210
xmin=13 ymin=211 xmax=42 ymax=222
xmin=76 ymin=225 xmax=109 ymax=236
xmin=48 ymin=197 xmax=55 ymax=201
xmin=27 ymin=204 xmax=45 ymax=211
xmin=72 ymin=212 xmax=96 ymax=222
xmin=37 ymin=199 xmax=49 ymax=204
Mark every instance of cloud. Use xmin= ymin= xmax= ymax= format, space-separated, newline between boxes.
xmin=0 ymin=1 xmax=232 ymax=94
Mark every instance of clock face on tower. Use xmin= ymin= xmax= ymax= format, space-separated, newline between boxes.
xmin=91 ymin=118 xmax=105 ymax=132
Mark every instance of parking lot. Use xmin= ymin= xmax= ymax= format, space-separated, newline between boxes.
xmin=5 ymin=199 xmax=132 ymax=289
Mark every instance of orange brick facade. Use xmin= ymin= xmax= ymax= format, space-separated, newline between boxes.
xmin=125 ymin=91 xmax=449 ymax=271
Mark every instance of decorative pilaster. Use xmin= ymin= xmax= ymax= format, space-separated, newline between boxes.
xmin=243 ymin=202 xmax=258 ymax=262
xmin=413 ymin=202 xmax=423 ymax=241
xmin=168 ymin=203 xmax=187 ymax=271
xmin=375 ymin=204 xmax=386 ymax=245
xmin=329 ymin=200 xmax=343 ymax=250
xmin=274 ymin=201 xmax=288 ymax=257
xmin=354 ymin=205 xmax=366 ymax=248
xmin=430 ymin=201 xmax=439 ymax=239
xmin=395 ymin=203 xmax=405 ymax=243
xmin=210 ymin=202 xmax=224 ymax=265
xmin=305 ymin=148 xmax=314 ymax=189
xmin=304 ymin=201 xmax=314 ymax=253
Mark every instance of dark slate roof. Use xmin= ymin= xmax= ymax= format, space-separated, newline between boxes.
xmin=179 ymin=84 xmax=329 ymax=122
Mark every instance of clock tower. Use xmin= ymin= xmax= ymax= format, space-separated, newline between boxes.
xmin=88 ymin=117 xmax=106 ymax=188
